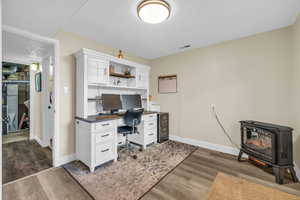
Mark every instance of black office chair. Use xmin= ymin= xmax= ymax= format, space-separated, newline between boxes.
xmin=117 ymin=108 xmax=144 ymax=159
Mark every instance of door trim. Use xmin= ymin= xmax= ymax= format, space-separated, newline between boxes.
xmin=3 ymin=25 xmax=61 ymax=167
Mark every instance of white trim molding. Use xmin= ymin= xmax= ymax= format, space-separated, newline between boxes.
xmin=3 ymin=25 xmax=58 ymax=44
xmin=169 ymin=135 xmax=241 ymax=156
xmin=33 ymin=136 xmax=47 ymax=148
xmin=293 ymin=162 xmax=300 ymax=180
xmin=56 ymin=154 xmax=76 ymax=167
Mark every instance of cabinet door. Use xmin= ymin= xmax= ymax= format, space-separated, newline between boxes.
xmin=87 ymin=58 xmax=109 ymax=84
xmin=98 ymin=60 xmax=109 ymax=84
xmin=136 ymin=68 xmax=149 ymax=89
xmin=87 ymin=58 xmax=100 ymax=84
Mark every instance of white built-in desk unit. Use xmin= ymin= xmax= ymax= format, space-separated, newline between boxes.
xmin=74 ymin=48 xmax=157 ymax=172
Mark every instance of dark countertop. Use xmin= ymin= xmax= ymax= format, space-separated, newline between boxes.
xmin=75 ymin=111 xmax=158 ymax=123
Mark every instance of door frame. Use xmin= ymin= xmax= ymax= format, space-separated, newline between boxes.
xmin=41 ymin=56 xmax=54 ymax=148
xmin=2 ymin=25 xmax=61 ymax=167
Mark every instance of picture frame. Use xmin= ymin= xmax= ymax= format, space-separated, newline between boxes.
xmin=35 ymin=72 xmax=42 ymax=92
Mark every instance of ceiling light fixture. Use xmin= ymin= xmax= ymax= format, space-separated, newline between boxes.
xmin=137 ymin=0 xmax=171 ymax=24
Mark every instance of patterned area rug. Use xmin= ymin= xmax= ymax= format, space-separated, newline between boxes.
xmin=64 ymin=141 xmax=197 ymax=200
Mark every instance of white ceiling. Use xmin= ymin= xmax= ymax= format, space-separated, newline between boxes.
xmin=3 ymin=0 xmax=300 ymax=59
xmin=3 ymin=0 xmax=86 ymax=36
xmin=3 ymin=30 xmax=54 ymax=64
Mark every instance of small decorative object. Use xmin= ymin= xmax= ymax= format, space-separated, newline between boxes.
xmin=109 ymin=65 xmax=115 ymax=73
xmin=117 ymin=79 xmax=121 ymax=85
xmin=117 ymin=50 xmax=124 ymax=59
xmin=158 ymin=74 xmax=177 ymax=93
xmin=35 ymin=72 xmax=42 ymax=92
xmin=124 ymin=68 xmax=131 ymax=75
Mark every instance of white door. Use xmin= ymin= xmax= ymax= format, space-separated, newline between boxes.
xmin=87 ymin=58 xmax=109 ymax=85
xmin=136 ymin=68 xmax=149 ymax=89
xmin=87 ymin=58 xmax=99 ymax=84
xmin=42 ymin=56 xmax=54 ymax=147
xmin=98 ymin=60 xmax=109 ymax=84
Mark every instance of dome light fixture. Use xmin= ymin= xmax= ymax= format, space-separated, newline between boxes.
xmin=137 ymin=0 xmax=171 ymax=24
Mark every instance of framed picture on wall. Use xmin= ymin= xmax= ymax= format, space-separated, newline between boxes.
xmin=158 ymin=74 xmax=177 ymax=93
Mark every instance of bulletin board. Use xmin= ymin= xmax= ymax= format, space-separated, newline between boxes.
xmin=158 ymin=75 xmax=177 ymax=93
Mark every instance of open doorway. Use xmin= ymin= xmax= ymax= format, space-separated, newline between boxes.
xmin=2 ymin=62 xmax=30 ymax=144
xmin=2 ymin=26 xmax=59 ymax=184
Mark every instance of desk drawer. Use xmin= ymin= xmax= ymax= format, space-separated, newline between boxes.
xmin=145 ymin=129 xmax=157 ymax=141
xmin=93 ymin=121 xmax=114 ymax=132
xmin=95 ymin=131 xmax=114 ymax=144
xmin=95 ymin=142 xmax=114 ymax=164
xmin=143 ymin=114 xmax=157 ymax=122
xmin=144 ymin=121 xmax=157 ymax=131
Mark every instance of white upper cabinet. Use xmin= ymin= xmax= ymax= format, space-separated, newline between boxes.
xmin=136 ymin=68 xmax=149 ymax=89
xmin=75 ymin=48 xmax=151 ymax=117
xmin=87 ymin=58 xmax=109 ymax=85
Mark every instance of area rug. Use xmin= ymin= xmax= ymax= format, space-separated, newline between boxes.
xmin=208 ymin=173 xmax=300 ymax=200
xmin=64 ymin=140 xmax=197 ymax=200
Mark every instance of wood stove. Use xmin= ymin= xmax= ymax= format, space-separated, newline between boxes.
xmin=238 ymin=120 xmax=298 ymax=184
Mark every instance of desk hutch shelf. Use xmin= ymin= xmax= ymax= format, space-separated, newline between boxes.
xmin=75 ymin=48 xmax=150 ymax=118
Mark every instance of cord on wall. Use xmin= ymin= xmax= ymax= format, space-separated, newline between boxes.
xmin=211 ymin=105 xmax=240 ymax=149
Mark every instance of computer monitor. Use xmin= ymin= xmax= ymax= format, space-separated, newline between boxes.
xmin=102 ymin=94 xmax=122 ymax=113
xmin=121 ymin=94 xmax=142 ymax=110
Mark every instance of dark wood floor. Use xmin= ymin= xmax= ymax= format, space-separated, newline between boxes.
xmin=3 ymin=140 xmax=52 ymax=184
xmin=3 ymin=168 xmax=93 ymax=200
xmin=4 ymin=146 xmax=300 ymax=200
xmin=141 ymin=147 xmax=300 ymax=200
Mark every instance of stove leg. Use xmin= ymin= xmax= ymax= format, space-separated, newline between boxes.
xmin=238 ymin=150 xmax=243 ymax=162
xmin=289 ymin=167 xmax=299 ymax=183
xmin=273 ymin=167 xmax=284 ymax=184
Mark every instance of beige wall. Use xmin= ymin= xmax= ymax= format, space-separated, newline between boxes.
xmin=150 ymin=27 xmax=293 ymax=151
xmin=54 ymin=24 xmax=299 ymax=165
xmin=54 ymin=31 xmax=150 ymax=157
xmin=292 ymin=16 xmax=300 ymax=167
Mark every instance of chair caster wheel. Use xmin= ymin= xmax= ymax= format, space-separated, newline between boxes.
xmin=132 ymin=155 xmax=137 ymax=159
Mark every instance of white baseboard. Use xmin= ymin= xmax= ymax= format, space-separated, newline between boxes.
xmin=293 ymin=162 xmax=300 ymax=180
xmin=56 ymin=154 xmax=76 ymax=166
xmin=169 ymin=135 xmax=242 ymax=156
xmin=33 ymin=136 xmax=47 ymax=148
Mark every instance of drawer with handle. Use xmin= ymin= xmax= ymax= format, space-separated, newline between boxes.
xmin=93 ymin=121 xmax=114 ymax=132
xmin=143 ymin=114 xmax=157 ymax=122
xmin=95 ymin=131 xmax=114 ymax=144
xmin=145 ymin=131 xmax=157 ymax=144
xmin=144 ymin=121 xmax=157 ymax=131
xmin=145 ymin=130 xmax=157 ymax=140
xmin=95 ymin=142 xmax=114 ymax=164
